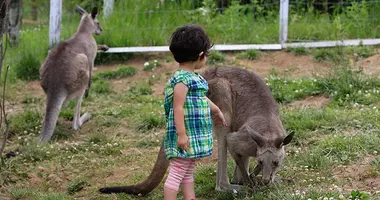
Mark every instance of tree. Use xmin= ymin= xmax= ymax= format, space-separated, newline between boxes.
xmin=0 ymin=0 xmax=10 ymax=161
xmin=7 ymin=0 xmax=21 ymax=45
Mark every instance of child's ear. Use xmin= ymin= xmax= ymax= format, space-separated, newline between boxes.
xmin=199 ymin=51 xmax=205 ymax=60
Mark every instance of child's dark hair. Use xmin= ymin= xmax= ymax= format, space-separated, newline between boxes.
xmin=169 ymin=24 xmax=212 ymax=63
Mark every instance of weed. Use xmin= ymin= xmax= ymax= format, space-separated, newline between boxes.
xmin=95 ymin=52 xmax=133 ymax=65
xmin=312 ymin=48 xmax=345 ymax=63
xmin=20 ymin=142 xmax=56 ymax=162
xmin=296 ymin=150 xmax=332 ymax=170
xmin=67 ymin=179 xmax=89 ymax=195
xmin=14 ymin=52 xmax=41 ymax=81
xmin=21 ymin=97 xmax=41 ymax=104
xmin=93 ymin=66 xmax=137 ymax=80
xmin=136 ymin=140 xmax=160 ymax=148
xmin=352 ymin=46 xmax=374 ymax=60
xmin=350 ymin=190 xmax=370 ymax=200
xmin=52 ymin=124 xmax=74 ymax=141
xmin=9 ymin=110 xmax=41 ymax=137
xmin=286 ymin=47 xmax=309 ymax=56
xmin=87 ymin=133 xmax=112 ymax=145
xmin=137 ymin=114 xmax=165 ymax=130
xmin=91 ymin=79 xmax=112 ymax=94
xmin=207 ymin=51 xmax=225 ymax=65
xmin=238 ymin=49 xmax=261 ymax=60
xmin=319 ymin=134 xmax=380 ymax=164
xmin=143 ymin=60 xmax=161 ymax=71
xmin=129 ymin=83 xmax=153 ymax=96
xmin=35 ymin=193 xmax=74 ymax=200
xmin=9 ymin=188 xmax=32 ymax=200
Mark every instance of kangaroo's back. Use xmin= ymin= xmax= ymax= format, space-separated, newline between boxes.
xmin=40 ymin=37 xmax=94 ymax=95
xmin=203 ymin=67 xmax=280 ymax=134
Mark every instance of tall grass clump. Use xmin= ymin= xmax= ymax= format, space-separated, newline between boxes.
xmin=207 ymin=51 xmax=225 ymax=65
xmin=14 ymin=52 xmax=41 ymax=80
xmin=286 ymin=47 xmax=309 ymax=56
xmin=93 ymin=66 xmax=137 ymax=80
xmin=315 ymin=66 xmax=380 ymax=105
xmin=238 ymin=49 xmax=261 ymax=60
xmin=9 ymin=111 xmax=41 ymax=136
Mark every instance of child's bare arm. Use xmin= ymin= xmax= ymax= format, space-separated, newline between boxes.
xmin=173 ymin=83 xmax=189 ymax=150
xmin=207 ymin=97 xmax=227 ymax=126
xmin=207 ymin=97 xmax=221 ymax=113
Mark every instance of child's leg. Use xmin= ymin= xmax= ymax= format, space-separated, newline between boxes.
xmin=164 ymin=158 xmax=193 ymax=200
xmin=181 ymin=159 xmax=196 ymax=200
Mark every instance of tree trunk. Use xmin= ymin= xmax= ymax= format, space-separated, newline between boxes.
xmin=31 ymin=0 xmax=37 ymax=21
xmin=0 ymin=0 xmax=9 ymax=71
xmin=8 ymin=0 xmax=21 ymax=45
xmin=103 ymin=0 xmax=114 ymax=18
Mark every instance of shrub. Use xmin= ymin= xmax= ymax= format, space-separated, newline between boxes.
xmin=238 ymin=49 xmax=261 ymax=60
xmin=207 ymin=51 xmax=225 ymax=65
xmin=14 ymin=52 xmax=40 ymax=80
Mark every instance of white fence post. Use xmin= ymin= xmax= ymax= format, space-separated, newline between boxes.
xmin=104 ymin=0 xmax=114 ymax=18
xmin=49 ymin=0 xmax=62 ymax=48
xmin=279 ymin=0 xmax=289 ymax=47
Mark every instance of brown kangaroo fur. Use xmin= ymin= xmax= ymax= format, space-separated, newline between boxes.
xmin=99 ymin=66 xmax=294 ymax=194
xmin=39 ymin=6 xmax=103 ymax=143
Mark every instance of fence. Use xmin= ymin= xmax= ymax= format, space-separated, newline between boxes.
xmin=3 ymin=0 xmax=380 ymax=71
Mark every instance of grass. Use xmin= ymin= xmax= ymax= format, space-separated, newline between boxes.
xmin=4 ymin=0 xmax=380 ymax=80
xmin=238 ymin=50 xmax=261 ymax=60
xmin=92 ymin=66 xmax=137 ymax=81
xmin=286 ymin=47 xmax=310 ymax=56
xmin=207 ymin=51 xmax=225 ymax=65
xmin=2 ymin=44 xmax=380 ymax=199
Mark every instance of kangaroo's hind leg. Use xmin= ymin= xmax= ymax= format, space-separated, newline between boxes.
xmin=73 ymin=91 xmax=91 ymax=130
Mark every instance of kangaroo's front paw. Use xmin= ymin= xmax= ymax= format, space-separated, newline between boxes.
xmin=97 ymin=44 xmax=109 ymax=52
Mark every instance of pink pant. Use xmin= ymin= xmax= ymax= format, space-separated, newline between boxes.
xmin=164 ymin=157 xmax=196 ymax=192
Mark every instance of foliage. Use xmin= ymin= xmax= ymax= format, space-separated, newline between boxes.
xmin=207 ymin=51 xmax=225 ymax=65
xmin=129 ymin=83 xmax=153 ymax=96
xmin=286 ymin=47 xmax=309 ymax=56
xmin=67 ymin=179 xmax=89 ymax=195
xmin=14 ymin=52 xmax=41 ymax=81
xmin=238 ymin=49 xmax=261 ymax=60
xmin=93 ymin=66 xmax=137 ymax=80
xmin=143 ymin=60 xmax=161 ymax=71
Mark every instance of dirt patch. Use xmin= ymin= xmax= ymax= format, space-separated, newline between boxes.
xmin=103 ymin=166 xmax=131 ymax=184
xmin=289 ymin=95 xmax=331 ymax=109
xmin=356 ymin=54 xmax=380 ymax=76
xmin=230 ymin=51 xmax=332 ymax=77
xmin=333 ymin=155 xmax=379 ymax=193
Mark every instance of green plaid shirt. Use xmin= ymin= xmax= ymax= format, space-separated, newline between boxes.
xmin=164 ymin=69 xmax=213 ymax=160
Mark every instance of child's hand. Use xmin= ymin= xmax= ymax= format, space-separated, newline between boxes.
xmin=214 ymin=110 xmax=227 ymax=127
xmin=177 ymin=135 xmax=189 ymax=151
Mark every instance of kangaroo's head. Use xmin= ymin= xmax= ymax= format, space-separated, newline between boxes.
xmin=76 ymin=6 xmax=102 ymax=35
xmin=246 ymin=126 xmax=294 ymax=185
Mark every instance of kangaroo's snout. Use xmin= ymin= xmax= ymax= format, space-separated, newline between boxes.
xmin=262 ymin=178 xmax=271 ymax=185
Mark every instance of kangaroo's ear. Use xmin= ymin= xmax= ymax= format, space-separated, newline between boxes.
xmin=275 ymin=130 xmax=295 ymax=148
xmin=76 ymin=6 xmax=86 ymax=15
xmin=245 ymin=126 xmax=266 ymax=147
xmin=91 ymin=7 xmax=98 ymax=19
xmin=282 ymin=131 xmax=295 ymax=146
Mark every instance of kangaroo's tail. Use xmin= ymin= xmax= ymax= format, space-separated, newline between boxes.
xmin=99 ymin=141 xmax=169 ymax=195
xmin=39 ymin=92 xmax=66 ymax=143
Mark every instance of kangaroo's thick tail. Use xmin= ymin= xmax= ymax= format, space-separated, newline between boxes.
xmin=39 ymin=92 xmax=66 ymax=143
xmin=99 ymin=141 xmax=169 ymax=195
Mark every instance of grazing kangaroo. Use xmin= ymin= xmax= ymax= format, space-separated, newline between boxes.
xmin=99 ymin=66 xmax=293 ymax=194
xmin=39 ymin=6 xmax=103 ymax=143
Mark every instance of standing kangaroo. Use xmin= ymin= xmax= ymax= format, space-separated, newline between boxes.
xmin=99 ymin=66 xmax=294 ymax=194
xmin=39 ymin=6 xmax=103 ymax=143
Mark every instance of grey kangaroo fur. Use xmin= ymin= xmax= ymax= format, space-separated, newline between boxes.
xmin=39 ymin=6 xmax=105 ymax=143
xmin=99 ymin=66 xmax=294 ymax=194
